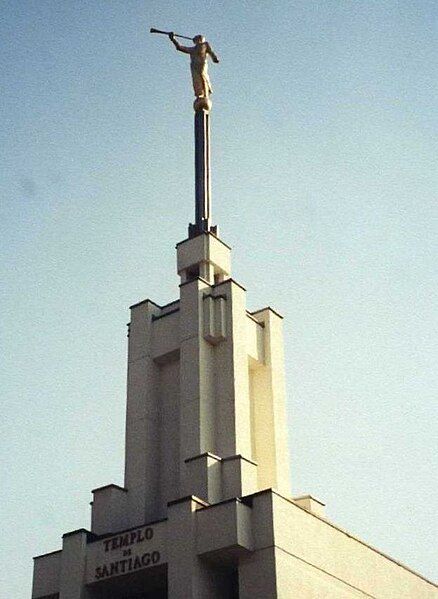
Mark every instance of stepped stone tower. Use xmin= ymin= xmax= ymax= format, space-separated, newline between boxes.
xmin=32 ymin=32 xmax=437 ymax=599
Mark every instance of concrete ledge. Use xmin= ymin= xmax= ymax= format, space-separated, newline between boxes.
xmin=129 ymin=298 xmax=180 ymax=314
xmin=222 ymin=454 xmax=258 ymax=467
xmin=214 ymin=277 xmax=246 ymax=292
xmin=196 ymin=499 xmax=253 ymax=558
xmin=184 ymin=452 xmax=222 ymax=463
xmin=167 ymin=495 xmax=210 ymax=508
xmin=176 ymin=232 xmax=232 ymax=251
xmin=250 ymin=306 xmax=284 ymax=320
xmin=293 ymin=494 xmax=326 ymax=517
xmin=179 ymin=276 xmax=212 ymax=288
xmin=129 ymin=298 xmax=161 ymax=310
xmin=62 ymin=528 xmax=94 ymax=540
xmin=91 ymin=484 xmax=127 ymax=494
xmin=33 ymin=549 xmax=62 ymax=560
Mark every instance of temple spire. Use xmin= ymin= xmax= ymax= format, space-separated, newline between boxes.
xmin=151 ymin=28 xmax=219 ymax=238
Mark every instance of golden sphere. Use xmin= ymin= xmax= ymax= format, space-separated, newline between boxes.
xmin=193 ymin=97 xmax=212 ymax=112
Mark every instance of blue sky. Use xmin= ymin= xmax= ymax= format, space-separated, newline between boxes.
xmin=1 ymin=1 xmax=437 ymax=595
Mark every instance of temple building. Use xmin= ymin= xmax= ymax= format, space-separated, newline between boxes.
xmin=32 ymin=32 xmax=437 ymax=599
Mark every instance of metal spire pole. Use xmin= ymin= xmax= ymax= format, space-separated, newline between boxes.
xmin=192 ymin=103 xmax=212 ymax=236
xmin=188 ymin=95 xmax=217 ymax=238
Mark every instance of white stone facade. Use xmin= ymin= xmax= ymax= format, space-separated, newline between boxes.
xmin=32 ymin=233 xmax=437 ymax=598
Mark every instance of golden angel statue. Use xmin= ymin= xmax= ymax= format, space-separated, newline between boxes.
xmin=169 ymin=32 xmax=219 ymax=99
